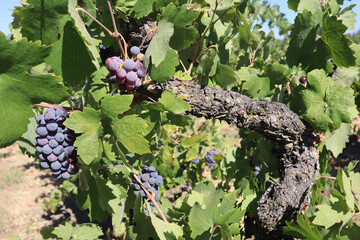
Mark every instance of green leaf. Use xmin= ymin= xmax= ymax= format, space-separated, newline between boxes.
xmin=68 ymin=0 xmax=100 ymax=69
xmin=324 ymin=123 xmax=351 ymax=157
xmin=312 ymin=204 xmax=349 ymax=228
xmin=320 ymin=15 xmax=356 ymax=67
xmin=158 ymin=90 xmax=190 ymax=114
xmin=297 ymin=0 xmax=321 ymax=13
xmin=0 ymin=34 xmax=68 ymax=148
xmin=133 ymin=0 xmax=155 ymax=18
xmin=341 ymin=170 xmax=356 ymax=211
xmin=349 ymin=171 xmax=360 ymax=194
xmin=283 ymin=214 xmax=322 ymax=240
xmin=46 ymin=21 xmax=96 ymax=86
xmin=213 ymin=63 xmax=238 ymax=90
xmin=64 ymin=108 xmax=103 ymax=165
xmin=101 ymin=94 xmax=134 ymax=119
xmin=111 ymin=115 xmax=151 ymax=154
xmin=242 ymin=75 xmax=273 ymax=99
xmin=20 ymin=0 xmax=70 ymax=45
xmin=236 ymin=11 xmax=250 ymax=49
xmin=161 ymin=4 xmax=200 ymax=50
xmin=332 ymin=66 xmax=359 ymax=86
xmin=264 ymin=63 xmax=289 ymax=85
xmin=145 ymin=20 xmax=174 ymax=67
xmin=219 ymin=223 xmax=232 ymax=240
xmin=149 ymin=49 xmax=179 ymax=83
xmin=189 ymin=202 xmax=217 ymax=238
xmin=52 ymin=222 xmax=103 ymax=240
xmin=17 ymin=116 xmax=38 ymax=158
xmin=290 ymin=69 xmax=358 ymax=132
xmin=149 ymin=211 xmax=183 ymax=239
xmin=338 ymin=5 xmax=357 ymax=30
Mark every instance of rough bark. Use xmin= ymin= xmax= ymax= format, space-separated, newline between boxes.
xmin=138 ymin=79 xmax=320 ymax=238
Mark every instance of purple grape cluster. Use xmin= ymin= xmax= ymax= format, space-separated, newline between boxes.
xmin=132 ymin=165 xmax=163 ymax=213
xmin=105 ymin=46 xmax=146 ymax=91
xmin=35 ymin=108 xmax=78 ymax=179
xmin=205 ymin=150 xmax=219 ymax=169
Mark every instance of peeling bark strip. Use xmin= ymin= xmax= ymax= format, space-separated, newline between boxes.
xmin=139 ymin=79 xmax=319 ymax=238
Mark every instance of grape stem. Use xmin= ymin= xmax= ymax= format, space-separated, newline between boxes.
xmin=249 ymin=39 xmax=264 ymax=65
xmin=209 ymin=225 xmax=220 ymax=240
xmin=316 ymin=175 xmax=336 ymax=180
xmin=106 ymin=0 xmax=127 ymax=59
xmin=33 ymin=103 xmax=82 ymax=112
xmin=134 ymin=92 xmax=157 ymax=103
xmin=75 ymin=8 xmax=113 ymax=36
xmin=139 ymin=23 xmax=157 ymax=49
xmin=133 ymin=173 xmax=169 ymax=223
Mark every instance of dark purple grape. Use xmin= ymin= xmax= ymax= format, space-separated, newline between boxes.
xmin=36 ymin=137 xmax=48 ymax=146
xmin=36 ymin=146 xmax=43 ymax=153
xmin=134 ymin=61 xmax=143 ymax=71
xmin=116 ymin=68 xmax=127 ymax=79
xmin=55 ymin=108 xmax=68 ymax=117
xmin=55 ymin=133 xmax=65 ymax=142
xmin=150 ymin=172 xmax=158 ymax=178
xmin=36 ymin=126 xmax=48 ymax=136
xmin=299 ymin=76 xmax=307 ymax=84
xmin=62 ymin=172 xmax=71 ymax=179
xmin=47 ymin=153 xmax=58 ymax=162
xmin=42 ymin=145 xmax=52 ymax=155
xmin=62 ymin=141 xmax=70 ymax=147
xmin=61 ymin=160 xmax=69 ymax=167
xmin=137 ymin=68 xmax=146 ymax=78
xmin=107 ymin=74 xmax=117 ymax=83
xmin=67 ymin=164 xmax=78 ymax=174
xmin=108 ymin=61 xmax=119 ymax=73
xmin=130 ymin=46 xmax=140 ymax=56
xmin=123 ymin=59 xmax=135 ymax=71
xmin=134 ymin=190 xmax=140 ymax=196
xmin=141 ymin=173 xmax=150 ymax=182
xmin=135 ymin=79 xmax=142 ymax=88
xmin=40 ymin=161 xmax=50 ymax=169
xmin=44 ymin=108 xmax=55 ymax=115
xmin=155 ymin=175 xmax=163 ymax=186
xmin=36 ymin=115 xmax=44 ymax=124
xmin=51 ymin=161 xmax=61 ymax=171
xmin=126 ymin=71 xmax=138 ymax=83
xmin=48 ymin=139 xmax=59 ymax=148
xmin=154 ymin=193 xmax=160 ymax=201
xmin=149 ymin=177 xmax=156 ymax=185
xmin=64 ymin=146 xmax=75 ymax=155
xmin=148 ymin=166 xmax=156 ymax=172
xmin=133 ymin=183 xmax=140 ymax=190
xmin=53 ymin=145 xmax=64 ymax=155
xmin=44 ymin=112 xmax=56 ymax=121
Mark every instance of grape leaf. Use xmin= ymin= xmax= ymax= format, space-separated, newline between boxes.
xmin=332 ymin=66 xmax=359 ymax=86
xmin=145 ymin=20 xmax=174 ymax=67
xmin=283 ymin=214 xmax=322 ymax=240
xmin=264 ymin=63 xmax=289 ymax=85
xmin=324 ymin=123 xmax=351 ymax=157
xmin=51 ymin=222 xmax=103 ymax=240
xmin=349 ymin=171 xmax=360 ymax=194
xmin=68 ymin=0 xmax=100 ymax=69
xmin=161 ymin=4 xmax=200 ymax=50
xmin=158 ymin=90 xmax=190 ymax=114
xmin=0 ymin=33 xmax=68 ymax=148
xmin=312 ymin=204 xmax=350 ymax=228
xmin=64 ymin=108 xmax=104 ymax=165
xmin=290 ymin=69 xmax=358 ymax=132
xmin=110 ymin=115 xmax=151 ymax=155
xmin=149 ymin=211 xmax=183 ymax=239
xmin=338 ymin=5 xmax=357 ymax=30
xmin=101 ymin=94 xmax=134 ymax=119
xmin=45 ymin=21 xmax=96 ymax=86
xmin=133 ymin=0 xmax=155 ymax=18
xmin=20 ymin=0 xmax=70 ymax=45
xmin=341 ymin=170 xmax=356 ymax=211
xmin=320 ymin=15 xmax=356 ymax=67
xmin=189 ymin=202 xmax=219 ymax=238
xmin=297 ymin=0 xmax=321 ymax=13
xmin=149 ymin=49 xmax=179 ymax=83
xmin=213 ymin=62 xmax=238 ymax=90
xmin=17 ymin=116 xmax=38 ymax=159
xmin=241 ymin=72 xmax=273 ymax=99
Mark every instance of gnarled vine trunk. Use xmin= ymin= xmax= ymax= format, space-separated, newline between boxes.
xmin=139 ymin=79 xmax=320 ymax=239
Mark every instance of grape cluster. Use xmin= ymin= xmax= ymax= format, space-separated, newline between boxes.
xmin=132 ymin=165 xmax=163 ymax=213
xmin=205 ymin=150 xmax=219 ymax=169
xmin=35 ymin=108 xmax=78 ymax=179
xmin=105 ymin=46 xmax=146 ymax=91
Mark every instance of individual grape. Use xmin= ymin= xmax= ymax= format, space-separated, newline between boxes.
xmin=40 ymin=161 xmax=50 ymax=169
xmin=149 ymin=177 xmax=156 ymax=185
xmin=62 ymin=141 xmax=69 ymax=147
xmin=36 ymin=115 xmax=44 ymax=124
xmin=123 ymin=59 xmax=135 ymax=71
xmin=44 ymin=112 xmax=56 ymax=121
xmin=42 ymin=145 xmax=52 ymax=155
xmin=51 ymin=161 xmax=61 ymax=171
xmin=134 ymin=61 xmax=143 ymax=71
xmin=299 ymin=76 xmax=307 ymax=84
xmin=64 ymin=146 xmax=75 ymax=155
xmin=126 ymin=71 xmax=138 ymax=83
xmin=61 ymin=160 xmax=69 ymax=167
xmin=107 ymin=74 xmax=117 ymax=84
xmin=155 ymin=175 xmax=163 ymax=186
xmin=52 ymin=169 xmax=62 ymax=175
xmin=141 ymin=173 xmax=150 ymax=182
xmin=55 ymin=133 xmax=65 ymax=142
xmin=108 ymin=61 xmax=119 ymax=73
xmin=67 ymin=164 xmax=78 ymax=174
xmin=36 ymin=137 xmax=48 ymax=146
xmin=48 ymin=139 xmax=59 ymax=148
xmin=47 ymin=153 xmax=58 ymax=162
xmin=254 ymin=165 xmax=261 ymax=175
xmin=130 ymin=46 xmax=140 ymax=56
xmin=64 ymin=133 xmax=74 ymax=142
xmin=137 ymin=68 xmax=146 ymax=78
xmin=47 ymin=134 xmax=56 ymax=140
xmin=148 ymin=166 xmax=156 ymax=172
xmin=154 ymin=193 xmax=160 ymax=201
xmin=62 ymin=172 xmax=72 ymax=179
xmin=116 ymin=68 xmax=127 ymax=79
xmin=44 ymin=108 xmax=55 ymax=115
xmin=137 ymin=53 xmax=145 ymax=61
xmin=143 ymin=182 xmax=151 ymax=189
xmin=53 ymin=145 xmax=64 ymax=155
xmin=36 ymin=126 xmax=48 ymax=136
xmin=135 ymin=79 xmax=142 ymax=88
xmin=125 ymin=83 xmax=135 ymax=91
xmin=134 ymin=190 xmax=140 ymax=196
xmin=56 ymin=108 xmax=68 ymax=117
xmin=36 ymin=146 xmax=43 ymax=153
xmin=39 ymin=153 xmax=45 ymax=161
xmin=133 ymin=183 xmax=141 ymax=190
xmin=150 ymin=171 xmax=158 ymax=178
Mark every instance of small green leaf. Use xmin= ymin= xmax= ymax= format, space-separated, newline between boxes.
xmin=283 ymin=214 xmax=322 ymax=240
xmin=324 ymin=123 xmax=351 ymax=157
xmin=64 ymin=108 xmax=103 ymax=165
xmin=312 ymin=204 xmax=349 ymax=228
xmin=133 ymin=0 xmax=155 ymax=18
xmin=213 ymin=63 xmax=238 ymax=90
xmin=52 ymin=222 xmax=103 ymax=240
xmin=349 ymin=171 xmax=360 ymax=194
xmin=341 ymin=170 xmax=356 ymax=211
xmin=149 ymin=211 xmax=183 ymax=239
xmin=189 ymin=202 xmax=216 ymax=238
xmin=332 ymin=66 xmax=359 ymax=86
xmin=158 ymin=90 xmax=190 ymax=114
xmin=145 ymin=20 xmax=174 ymax=67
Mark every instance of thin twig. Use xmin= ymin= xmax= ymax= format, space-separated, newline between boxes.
xmin=250 ymin=39 xmax=264 ymax=65
xmin=209 ymin=225 xmax=220 ymax=240
xmin=196 ymin=45 xmax=216 ymax=61
xmin=134 ymin=92 xmax=157 ymax=103
xmin=175 ymin=132 xmax=192 ymax=138
xmin=133 ymin=173 xmax=169 ymax=223
xmin=106 ymin=0 xmax=126 ymax=58
xmin=316 ymin=175 xmax=336 ymax=180
xmin=139 ymin=23 xmax=157 ymax=49
xmin=75 ymin=8 xmax=113 ymax=36
xmin=176 ymin=50 xmax=188 ymax=72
